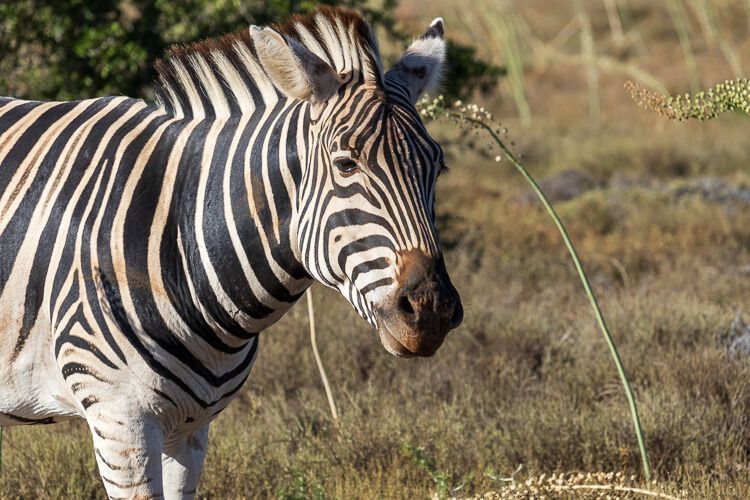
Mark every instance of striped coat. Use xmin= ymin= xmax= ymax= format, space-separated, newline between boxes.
xmin=0 ymin=7 xmax=461 ymax=498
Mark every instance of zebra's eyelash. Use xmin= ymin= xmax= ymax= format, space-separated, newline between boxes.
xmin=438 ymin=161 xmax=450 ymax=176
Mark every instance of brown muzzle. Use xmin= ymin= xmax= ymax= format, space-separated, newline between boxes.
xmin=376 ymin=250 xmax=463 ymax=357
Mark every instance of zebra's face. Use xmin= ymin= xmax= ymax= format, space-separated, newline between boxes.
xmin=304 ymin=94 xmax=463 ymax=358
xmin=252 ymin=13 xmax=461 ymax=356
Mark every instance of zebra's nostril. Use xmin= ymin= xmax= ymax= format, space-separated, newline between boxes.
xmin=397 ymin=295 xmax=415 ymax=316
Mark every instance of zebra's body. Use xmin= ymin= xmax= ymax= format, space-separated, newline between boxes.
xmin=0 ymin=8 xmax=461 ymax=498
xmin=0 ymin=93 xmax=294 ymax=419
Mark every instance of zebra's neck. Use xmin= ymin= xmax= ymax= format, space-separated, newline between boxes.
xmin=155 ymin=100 xmax=313 ymax=350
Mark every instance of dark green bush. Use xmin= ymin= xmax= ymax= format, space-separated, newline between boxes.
xmin=0 ymin=0 xmax=500 ymax=102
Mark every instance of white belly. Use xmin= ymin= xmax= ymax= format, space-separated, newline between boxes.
xmin=0 ymin=276 xmax=80 ymax=425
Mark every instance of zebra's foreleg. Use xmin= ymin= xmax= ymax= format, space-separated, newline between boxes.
xmin=161 ymin=425 xmax=210 ymax=500
xmin=87 ymin=412 xmax=166 ymax=499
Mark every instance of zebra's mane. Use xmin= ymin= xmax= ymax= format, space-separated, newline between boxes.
xmin=153 ymin=7 xmax=384 ymax=118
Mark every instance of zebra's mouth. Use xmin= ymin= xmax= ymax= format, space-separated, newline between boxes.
xmin=377 ymin=324 xmax=418 ymax=358
xmin=375 ymin=312 xmax=445 ymax=358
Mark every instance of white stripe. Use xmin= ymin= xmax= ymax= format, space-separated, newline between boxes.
xmin=234 ymin=42 xmax=279 ymax=106
xmin=294 ymin=24 xmax=329 ymax=66
xmin=190 ymin=54 xmax=231 ymax=117
xmin=212 ymin=51 xmax=256 ymax=115
xmin=171 ymin=60 xmax=206 ymax=119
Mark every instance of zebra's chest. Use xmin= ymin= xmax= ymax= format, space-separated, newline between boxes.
xmin=128 ymin=334 xmax=261 ymax=438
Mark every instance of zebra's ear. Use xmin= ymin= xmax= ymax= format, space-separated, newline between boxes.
xmin=250 ymin=26 xmax=344 ymax=102
xmin=385 ymin=18 xmax=446 ymax=103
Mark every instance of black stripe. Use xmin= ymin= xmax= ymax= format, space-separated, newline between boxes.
xmin=337 ymin=235 xmax=396 ymax=272
xmin=201 ymin=116 xmax=274 ymax=319
xmin=61 ymin=362 xmax=109 ymax=383
xmin=0 ymin=412 xmax=55 ymax=425
xmin=0 ymin=100 xmax=44 ymax=145
xmin=98 ymin=270 xmax=212 ymax=408
xmin=359 ymin=277 xmax=394 ymax=295
xmin=350 ymin=257 xmax=391 ymax=284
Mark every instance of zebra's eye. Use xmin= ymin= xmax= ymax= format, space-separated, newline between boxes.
xmin=334 ymin=157 xmax=359 ymax=175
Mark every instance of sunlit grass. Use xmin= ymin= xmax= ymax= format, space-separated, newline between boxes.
xmin=3 ymin=1 xmax=750 ymax=498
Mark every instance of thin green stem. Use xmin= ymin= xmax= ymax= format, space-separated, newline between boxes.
xmin=0 ymin=426 xmax=3 ymax=474
xmin=456 ymin=114 xmax=652 ymax=481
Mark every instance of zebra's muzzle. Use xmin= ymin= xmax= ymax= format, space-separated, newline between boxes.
xmin=374 ymin=250 xmax=463 ymax=357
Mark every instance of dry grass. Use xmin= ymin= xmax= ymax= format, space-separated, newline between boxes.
xmin=3 ymin=0 xmax=750 ymax=498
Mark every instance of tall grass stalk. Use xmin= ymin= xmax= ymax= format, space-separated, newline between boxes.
xmin=717 ymin=37 xmax=743 ymax=79
xmin=711 ymin=2 xmax=743 ymax=79
xmin=688 ymin=0 xmax=743 ymax=78
xmin=603 ymin=0 xmax=625 ymax=46
xmin=666 ymin=0 xmax=701 ymax=93
xmin=528 ymin=36 xmax=668 ymax=94
xmin=307 ymin=289 xmax=339 ymax=421
xmin=487 ymin=13 xmax=532 ymax=126
xmin=419 ymin=96 xmax=651 ymax=481
xmin=689 ymin=0 xmax=717 ymax=43
xmin=0 ymin=427 xmax=3 ymax=474
xmin=574 ymin=0 xmax=601 ymax=121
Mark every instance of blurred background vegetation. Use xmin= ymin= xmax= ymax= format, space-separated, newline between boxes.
xmin=2 ymin=0 xmax=750 ymax=499
xmin=0 ymin=0 xmax=501 ymax=102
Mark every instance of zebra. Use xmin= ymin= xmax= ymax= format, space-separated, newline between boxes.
xmin=0 ymin=7 xmax=463 ymax=498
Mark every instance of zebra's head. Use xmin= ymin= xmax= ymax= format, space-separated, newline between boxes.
xmin=251 ymin=9 xmax=462 ymax=356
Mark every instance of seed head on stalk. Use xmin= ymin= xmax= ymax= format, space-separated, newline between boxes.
xmin=625 ymin=79 xmax=750 ymax=121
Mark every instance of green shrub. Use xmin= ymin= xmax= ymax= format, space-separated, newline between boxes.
xmin=0 ymin=0 xmax=500 ymax=102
